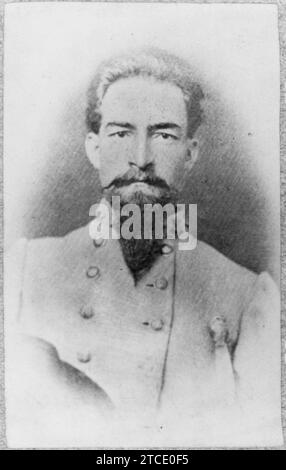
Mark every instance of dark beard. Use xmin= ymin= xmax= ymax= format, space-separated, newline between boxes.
xmin=118 ymin=191 xmax=172 ymax=283
xmin=103 ymin=169 xmax=178 ymax=283
xmin=119 ymin=237 xmax=163 ymax=284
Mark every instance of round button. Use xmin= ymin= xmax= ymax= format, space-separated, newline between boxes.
xmin=86 ymin=266 xmax=100 ymax=279
xmin=155 ymin=277 xmax=168 ymax=290
xmin=77 ymin=351 xmax=92 ymax=363
xmin=93 ymin=238 xmax=106 ymax=248
xmin=161 ymin=244 xmax=173 ymax=255
xmin=151 ymin=318 xmax=164 ymax=331
xmin=80 ymin=305 xmax=95 ymax=320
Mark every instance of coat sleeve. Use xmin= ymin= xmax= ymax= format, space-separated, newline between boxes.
xmin=232 ymin=271 xmax=283 ymax=446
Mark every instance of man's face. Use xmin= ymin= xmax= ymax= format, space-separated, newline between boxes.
xmin=95 ymin=76 xmax=190 ymax=197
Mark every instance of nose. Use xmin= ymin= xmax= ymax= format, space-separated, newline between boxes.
xmin=129 ymin=134 xmax=152 ymax=169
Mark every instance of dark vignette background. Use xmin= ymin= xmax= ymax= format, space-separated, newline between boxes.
xmin=20 ymin=80 xmax=279 ymax=282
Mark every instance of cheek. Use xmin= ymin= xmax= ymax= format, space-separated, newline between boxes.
xmin=153 ymin=145 xmax=187 ymax=184
xmin=99 ymin=140 xmax=133 ymax=182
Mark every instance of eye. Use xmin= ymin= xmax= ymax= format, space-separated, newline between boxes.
xmin=154 ymin=132 xmax=178 ymax=141
xmin=109 ymin=130 xmax=130 ymax=139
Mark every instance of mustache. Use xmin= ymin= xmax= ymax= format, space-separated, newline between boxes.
xmin=105 ymin=175 xmax=170 ymax=190
xmin=103 ymin=166 xmax=170 ymax=191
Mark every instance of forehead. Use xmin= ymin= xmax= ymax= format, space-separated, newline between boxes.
xmin=100 ymin=76 xmax=187 ymax=128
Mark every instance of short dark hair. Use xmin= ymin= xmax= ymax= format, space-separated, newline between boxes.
xmin=86 ymin=47 xmax=204 ymax=138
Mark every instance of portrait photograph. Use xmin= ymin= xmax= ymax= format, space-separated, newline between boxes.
xmin=2 ymin=2 xmax=284 ymax=449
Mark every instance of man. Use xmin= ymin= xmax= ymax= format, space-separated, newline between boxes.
xmin=5 ymin=48 xmax=282 ymax=447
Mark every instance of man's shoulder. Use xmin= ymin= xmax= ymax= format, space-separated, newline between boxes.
xmin=20 ymin=225 xmax=93 ymax=272
xmin=176 ymin=240 xmax=260 ymax=341
xmin=28 ymin=224 xmax=91 ymax=256
xmin=178 ymin=238 xmax=257 ymax=286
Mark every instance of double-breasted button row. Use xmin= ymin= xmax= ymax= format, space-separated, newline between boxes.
xmin=142 ymin=318 xmax=165 ymax=331
xmin=155 ymin=277 xmax=168 ymax=290
xmin=80 ymin=305 xmax=95 ymax=319
xmin=76 ymin=317 xmax=165 ymax=364
xmin=151 ymin=318 xmax=164 ymax=331
xmin=77 ymin=351 xmax=92 ymax=363
xmin=93 ymin=238 xmax=106 ymax=248
xmin=83 ymin=265 xmax=100 ymax=320
xmin=86 ymin=265 xmax=100 ymax=279
xmin=161 ymin=244 xmax=173 ymax=255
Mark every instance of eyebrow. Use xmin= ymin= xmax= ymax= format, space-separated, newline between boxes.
xmin=105 ymin=122 xmax=135 ymax=130
xmin=148 ymin=122 xmax=181 ymax=132
xmin=105 ymin=122 xmax=182 ymax=132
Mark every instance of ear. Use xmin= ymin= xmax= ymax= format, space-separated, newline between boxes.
xmin=185 ymin=138 xmax=199 ymax=172
xmin=85 ymin=132 xmax=101 ymax=169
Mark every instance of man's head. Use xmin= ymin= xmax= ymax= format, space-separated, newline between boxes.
xmin=85 ymin=48 xmax=204 ymax=280
xmin=85 ymin=48 xmax=204 ymax=197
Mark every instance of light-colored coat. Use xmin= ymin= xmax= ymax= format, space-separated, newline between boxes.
xmin=5 ymin=222 xmax=283 ymax=447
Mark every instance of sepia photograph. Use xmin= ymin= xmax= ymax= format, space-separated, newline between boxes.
xmin=2 ymin=2 xmax=284 ymax=448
